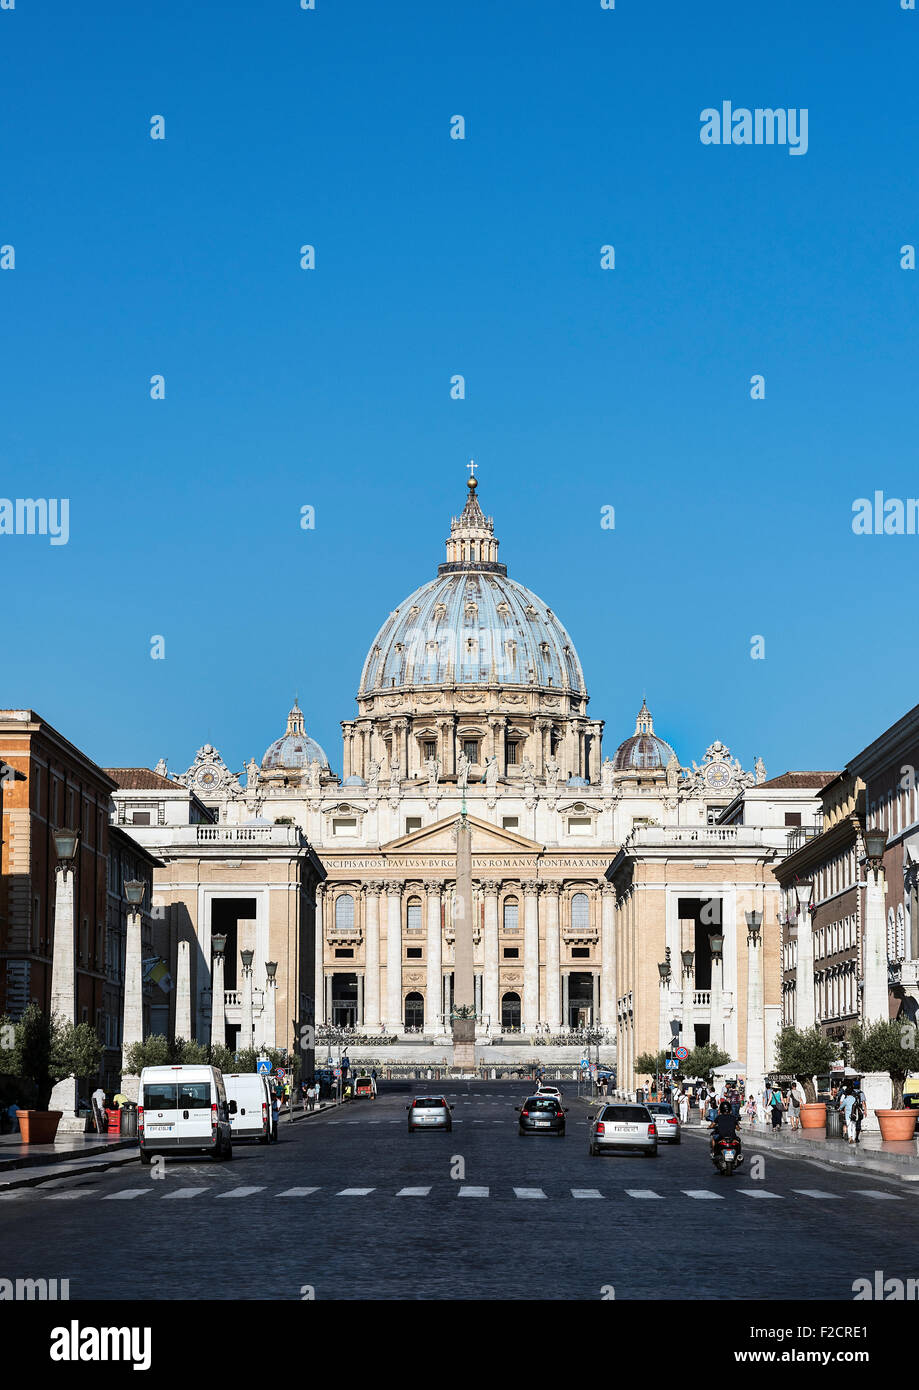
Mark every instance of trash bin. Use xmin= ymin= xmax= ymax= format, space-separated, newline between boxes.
xmin=119 ymin=1103 xmax=138 ymax=1138
xmin=826 ymin=1106 xmax=843 ymax=1139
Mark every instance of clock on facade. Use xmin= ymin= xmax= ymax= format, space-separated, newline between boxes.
xmin=704 ymin=761 xmax=732 ymax=790
xmin=195 ymin=767 xmax=218 ymax=790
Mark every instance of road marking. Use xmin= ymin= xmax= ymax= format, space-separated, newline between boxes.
xmin=472 ymin=1120 xmax=485 ymax=1124
xmin=337 ymin=1187 xmax=375 ymax=1196
xmin=682 ymin=1190 xmax=723 ymax=1200
xmin=625 ymin=1189 xmax=663 ymax=1199
xmin=793 ymin=1189 xmax=841 ymax=1199
xmin=851 ymin=1189 xmax=902 ymax=1200
xmin=163 ymin=1188 xmax=211 ymax=1200
xmin=514 ymin=1187 xmax=546 ymax=1199
xmin=458 ymin=1186 xmax=488 ymax=1197
xmin=215 ymin=1186 xmax=265 ymax=1198
xmin=396 ymin=1187 xmax=432 ymax=1197
xmin=46 ymin=1192 xmax=87 ymax=1200
xmin=571 ymin=1188 xmax=604 ymax=1199
xmin=277 ymin=1187 xmax=320 ymax=1197
xmin=103 ymin=1188 xmax=152 ymax=1201
xmin=737 ymin=1189 xmax=783 ymax=1199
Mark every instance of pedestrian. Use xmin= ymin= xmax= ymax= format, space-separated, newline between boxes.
xmin=679 ymin=1090 xmax=690 ymax=1125
xmin=730 ymin=1090 xmax=741 ymax=1120
xmin=855 ymin=1082 xmax=867 ymax=1143
xmin=744 ymin=1093 xmax=756 ymax=1125
xmin=5 ymin=1100 xmax=20 ymax=1134
xmin=788 ymin=1087 xmax=801 ymax=1131
xmin=769 ymin=1084 xmax=784 ymax=1130
xmin=838 ymin=1086 xmax=858 ymax=1143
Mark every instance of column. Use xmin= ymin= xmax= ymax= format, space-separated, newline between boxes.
xmin=426 ymin=882 xmax=444 ymax=1033
xmin=48 ymin=853 xmax=80 ymax=1116
xmin=176 ymin=938 xmax=192 ymax=1040
xmin=745 ymin=918 xmax=766 ymax=1097
xmin=681 ymin=952 xmax=695 ymax=1047
xmin=314 ymin=887 xmax=326 ymax=1027
xmin=561 ymin=972 xmax=569 ymax=1029
xmin=600 ymin=882 xmax=616 ymax=1029
xmin=543 ymin=884 xmax=561 ymax=1030
xmin=364 ymin=883 xmax=382 ymax=1030
xmin=386 ymin=885 xmax=403 ymax=1032
xmin=443 ymin=972 xmax=451 ymax=1022
xmin=342 ymin=724 xmax=353 ymax=781
xmin=121 ymin=904 xmax=144 ymax=1099
xmin=482 ymin=880 xmax=500 ymax=1031
xmin=474 ymin=973 xmax=482 ymax=1017
xmin=659 ymin=975 xmax=672 ymax=1050
xmin=795 ymin=909 xmax=816 ymax=1031
xmin=533 ymin=719 xmax=546 ymax=777
xmin=324 ymin=974 xmax=333 ymax=1022
xmin=357 ymin=974 xmax=364 ymax=1028
xmin=863 ymin=866 xmax=889 ymax=1023
xmin=241 ymin=959 xmax=254 ymax=1051
xmin=264 ymin=977 xmax=277 ymax=1048
xmin=439 ymin=719 xmax=455 ymax=777
xmin=710 ymin=948 xmax=724 ymax=1050
xmin=592 ymin=970 xmax=599 ymax=1026
xmin=210 ymin=949 xmax=226 ymax=1048
xmin=523 ymin=882 xmax=540 ymax=1032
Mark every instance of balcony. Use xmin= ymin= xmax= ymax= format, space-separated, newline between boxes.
xmin=197 ymin=825 xmax=300 ymax=845
xmin=785 ymin=825 xmax=824 ymax=852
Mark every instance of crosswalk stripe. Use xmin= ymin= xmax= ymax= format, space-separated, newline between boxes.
xmin=336 ymin=1187 xmax=375 ymax=1196
xmin=162 ymin=1189 xmax=210 ymax=1199
xmin=277 ymin=1187 xmax=320 ymax=1197
xmin=47 ymin=1192 xmax=87 ymax=1200
xmin=571 ymin=1188 xmax=604 ymax=1199
xmin=102 ymin=1188 xmax=151 ymax=1200
xmin=215 ymin=1186 xmax=265 ymax=1198
xmin=514 ymin=1187 xmax=547 ymax=1199
xmin=682 ymin=1190 xmax=723 ymax=1200
xmin=396 ymin=1187 xmax=432 ymax=1197
xmin=738 ymin=1189 xmax=783 ymax=1199
xmin=793 ymin=1189 xmax=841 ymax=1200
xmin=625 ymin=1189 xmax=663 ymax=1199
xmin=850 ymin=1189 xmax=902 ymax=1200
xmin=458 ymin=1186 xmax=488 ymax=1197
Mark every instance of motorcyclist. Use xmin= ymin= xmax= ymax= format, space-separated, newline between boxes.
xmin=709 ymin=1099 xmax=742 ymax=1155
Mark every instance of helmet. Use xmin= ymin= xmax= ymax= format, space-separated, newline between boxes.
xmin=719 ymin=1101 xmax=730 ymax=1114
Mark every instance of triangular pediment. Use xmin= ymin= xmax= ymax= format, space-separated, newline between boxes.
xmin=382 ymin=812 xmax=543 ymax=856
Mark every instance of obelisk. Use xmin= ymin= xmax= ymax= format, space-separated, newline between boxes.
xmin=452 ymin=811 xmax=476 ymax=1070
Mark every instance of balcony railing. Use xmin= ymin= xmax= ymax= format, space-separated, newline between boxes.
xmin=786 ymin=825 xmax=824 ymax=852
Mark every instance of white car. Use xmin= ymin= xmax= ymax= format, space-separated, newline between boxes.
xmin=537 ymin=1085 xmax=563 ymax=1100
xmin=224 ymin=1072 xmax=275 ymax=1144
xmin=589 ymin=1103 xmax=658 ymax=1157
xmin=139 ymin=1064 xmax=233 ymax=1163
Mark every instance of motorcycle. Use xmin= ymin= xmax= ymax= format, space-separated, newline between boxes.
xmin=711 ymin=1134 xmax=743 ymax=1176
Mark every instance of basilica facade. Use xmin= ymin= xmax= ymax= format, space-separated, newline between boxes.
xmin=133 ymin=475 xmax=803 ymax=1076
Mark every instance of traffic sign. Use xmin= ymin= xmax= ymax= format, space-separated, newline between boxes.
xmin=275 ymin=1068 xmax=286 ymax=1080
xmin=664 ymin=1058 xmax=679 ymax=1070
xmin=579 ymin=1058 xmax=590 ymax=1069
xmin=332 ymin=1067 xmax=341 ymax=1078
xmin=257 ymin=1058 xmax=271 ymax=1076
xmin=674 ymin=1046 xmax=689 ymax=1061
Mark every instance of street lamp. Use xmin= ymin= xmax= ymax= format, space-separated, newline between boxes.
xmin=240 ymin=949 xmax=255 ymax=1052
xmin=708 ymin=932 xmax=724 ymax=959
xmin=53 ymin=828 xmax=80 ymax=866
xmin=240 ymin=948 xmax=254 ymax=971
xmin=863 ymin=826 xmax=888 ymax=882
xmin=744 ymin=910 xmax=762 ymax=943
xmin=657 ymin=960 xmax=671 ymax=982
xmin=681 ymin=950 xmax=695 ymax=973
xmin=210 ymin=934 xmax=227 ymax=1049
xmin=212 ymin=933 xmax=227 ymax=957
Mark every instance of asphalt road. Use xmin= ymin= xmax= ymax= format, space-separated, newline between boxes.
xmin=3 ymin=1080 xmax=919 ymax=1301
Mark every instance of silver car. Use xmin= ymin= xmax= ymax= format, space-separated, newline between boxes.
xmin=588 ymin=1103 xmax=658 ymax=1157
xmin=407 ymin=1095 xmax=454 ymax=1132
xmin=644 ymin=1101 xmax=681 ymax=1144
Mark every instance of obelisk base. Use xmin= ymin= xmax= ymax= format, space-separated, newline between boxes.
xmin=452 ymin=1018 xmax=476 ymax=1072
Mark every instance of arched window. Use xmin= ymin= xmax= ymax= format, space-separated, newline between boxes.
xmin=334 ymin=894 xmax=354 ymax=931
xmin=406 ymin=896 xmax=422 ymax=932
xmin=404 ymin=992 xmax=424 ymax=1030
xmin=503 ymin=897 xmax=519 ymax=932
xmin=501 ymin=992 xmax=521 ymax=1031
xmin=571 ymin=892 xmax=590 ymax=931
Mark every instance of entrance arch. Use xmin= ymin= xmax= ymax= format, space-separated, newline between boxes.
xmin=404 ymin=991 xmax=424 ymax=1031
xmin=501 ymin=991 xmax=521 ymax=1031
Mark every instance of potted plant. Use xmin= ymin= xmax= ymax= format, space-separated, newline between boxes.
xmin=0 ymin=1003 xmax=103 ymax=1143
xmin=774 ymin=1026 xmax=838 ymax=1127
xmin=848 ymin=1020 xmax=919 ymax=1141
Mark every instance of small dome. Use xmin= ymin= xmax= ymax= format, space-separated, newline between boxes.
xmin=261 ymin=701 xmax=330 ymax=772
xmin=612 ymin=700 xmax=677 ymax=773
xmin=566 ymin=774 xmax=589 ymax=788
xmin=342 ymin=774 xmax=366 ymax=786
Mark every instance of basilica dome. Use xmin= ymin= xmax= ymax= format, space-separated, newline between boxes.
xmin=612 ymin=700 xmax=677 ymax=772
xmin=358 ymin=477 xmax=586 ymax=698
xmin=261 ymin=701 xmax=330 ymax=771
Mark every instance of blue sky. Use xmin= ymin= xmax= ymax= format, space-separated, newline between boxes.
xmin=1 ymin=0 xmax=916 ymax=781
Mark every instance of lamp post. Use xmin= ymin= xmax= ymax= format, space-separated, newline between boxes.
xmin=658 ymin=954 xmax=672 ymax=1051
xmin=49 ymin=829 xmax=80 ymax=1117
xmin=120 ymin=879 xmax=146 ymax=1102
xmin=862 ymin=826 xmax=889 ymax=1023
xmin=210 ymin=933 xmax=227 ymax=1049
xmin=264 ymin=960 xmax=278 ymax=1051
xmin=240 ymin=948 xmax=255 ymax=1054
xmin=794 ymin=882 xmax=816 ymax=1029
xmin=745 ymin=910 xmax=765 ymax=1097
xmin=681 ymin=949 xmax=695 ymax=1050
xmin=709 ymin=931 xmax=725 ymax=1051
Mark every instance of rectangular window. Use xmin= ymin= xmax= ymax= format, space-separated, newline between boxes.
xmin=334 ymin=948 xmax=354 ymax=958
xmin=406 ymin=900 xmax=423 ymax=932
xmin=332 ymin=818 xmax=357 ymax=836
xmin=405 ymin=817 xmax=422 ymax=834
xmin=568 ymin=817 xmax=591 ymax=835
xmin=132 ymin=811 xmax=151 ymax=826
xmin=505 ymin=741 xmax=517 ymax=766
xmin=406 ymin=947 xmax=423 ymax=959
xmin=462 ymin=740 xmax=479 ymax=762
xmin=423 ymin=741 xmax=437 ymax=761
xmin=571 ymin=947 xmax=590 ymax=958
xmin=502 ymin=816 xmax=519 ymax=830
xmin=503 ymin=947 xmax=519 ymax=959
xmin=784 ymin=811 xmax=802 ymax=827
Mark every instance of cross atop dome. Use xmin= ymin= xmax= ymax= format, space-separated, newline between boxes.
xmin=286 ymin=700 xmax=305 ymax=736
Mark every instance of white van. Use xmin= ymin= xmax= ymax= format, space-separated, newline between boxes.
xmin=224 ymin=1072 xmax=275 ymax=1144
xmin=138 ymin=1064 xmax=233 ymax=1164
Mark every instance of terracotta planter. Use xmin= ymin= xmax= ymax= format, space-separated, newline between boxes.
xmin=15 ymin=1110 xmax=62 ymax=1144
xmin=876 ymin=1109 xmax=918 ymax=1142
xmin=799 ymin=1102 xmax=827 ymax=1129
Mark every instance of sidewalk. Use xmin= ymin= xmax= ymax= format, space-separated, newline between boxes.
xmin=0 ymin=1095 xmax=349 ymax=1187
xmin=682 ymin=1115 xmax=919 ymax=1181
